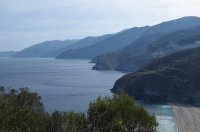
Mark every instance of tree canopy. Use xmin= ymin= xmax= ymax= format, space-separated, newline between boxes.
xmin=0 ymin=87 xmax=158 ymax=132
xmin=88 ymin=94 xmax=157 ymax=132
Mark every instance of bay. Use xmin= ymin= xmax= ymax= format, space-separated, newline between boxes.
xmin=0 ymin=58 xmax=177 ymax=132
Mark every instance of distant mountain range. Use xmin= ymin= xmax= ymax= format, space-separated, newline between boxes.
xmin=93 ymin=16 xmax=200 ymax=71
xmin=0 ymin=51 xmax=15 ymax=57
xmin=3 ymin=16 xmax=200 ymax=106
xmin=2 ymin=16 xmax=200 ymax=108
xmin=112 ymin=46 xmax=200 ymax=106
xmin=5 ymin=16 xmax=200 ymax=75
xmin=12 ymin=40 xmax=78 ymax=58
xmin=61 ymin=34 xmax=113 ymax=51
xmin=12 ymin=34 xmax=112 ymax=58
xmin=56 ymin=26 xmax=150 ymax=59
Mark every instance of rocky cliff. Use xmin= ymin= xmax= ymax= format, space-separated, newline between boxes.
xmin=112 ymin=47 xmax=200 ymax=105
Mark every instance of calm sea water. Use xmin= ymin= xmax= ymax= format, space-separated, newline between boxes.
xmin=0 ymin=58 xmax=177 ymax=132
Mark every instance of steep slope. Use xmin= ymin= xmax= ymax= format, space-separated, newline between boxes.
xmin=13 ymin=34 xmax=112 ymax=58
xmin=112 ymin=47 xmax=200 ymax=105
xmin=143 ymin=16 xmax=200 ymax=36
xmin=62 ymin=34 xmax=112 ymax=50
xmin=13 ymin=40 xmax=78 ymax=58
xmin=56 ymin=26 xmax=150 ymax=59
xmin=93 ymin=16 xmax=200 ymax=71
xmin=92 ymin=33 xmax=164 ymax=71
xmin=0 ymin=51 xmax=15 ymax=57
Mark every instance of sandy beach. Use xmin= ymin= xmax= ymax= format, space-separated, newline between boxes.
xmin=172 ymin=105 xmax=200 ymax=132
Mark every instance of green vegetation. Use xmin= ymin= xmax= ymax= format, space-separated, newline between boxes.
xmin=88 ymin=94 xmax=157 ymax=132
xmin=112 ymin=46 xmax=200 ymax=105
xmin=0 ymin=87 xmax=157 ymax=132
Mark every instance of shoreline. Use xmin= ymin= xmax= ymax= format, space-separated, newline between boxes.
xmin=172 ymin=104 xmax=200 ymax=132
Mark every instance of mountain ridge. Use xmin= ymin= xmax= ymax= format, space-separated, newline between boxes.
xmin=13 ymin=40 xmax=78 ymax=58
xmin=56 ymin=26 xmax=150 ymax=59
xmin=0 ymin=51 xmax=15 ymax=57
xmin=93 ymin=16 xmax=200 ymax=72
xmin=112 ymin=46 xmax=200 ymax=105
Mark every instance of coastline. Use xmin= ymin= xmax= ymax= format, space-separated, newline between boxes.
xmin=139 ymin=103 xmax=177 ymax=132
xmin=172 ymin=104 xmax=200 ymax=132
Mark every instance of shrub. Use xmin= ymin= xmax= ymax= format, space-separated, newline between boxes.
xmin=87 ymin=94 xmax=158 ymax=132
xmin=0 ymin=87 xmax=158 ymax=132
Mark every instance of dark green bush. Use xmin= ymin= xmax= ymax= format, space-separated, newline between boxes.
xmin=87 ymin=94 xmax=158 ymax=132
xmin=0 ymin=87 xmax=157 ymax=132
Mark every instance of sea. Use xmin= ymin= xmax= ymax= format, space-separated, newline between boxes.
xmin=0 ymin=58 xmax=177 ymax=132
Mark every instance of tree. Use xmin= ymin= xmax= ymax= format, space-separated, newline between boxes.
xmin=49 ymin=111 xmax=89 ymax=132
xmin=0 ymin=87 xmax=158 ymax=132
xmin=62 ymin=112 xmax=88 ymax=132
xmin=0 ymin=88 xmax=48 ymax=132
xmin=87 ymin=94 xmax=158 ymax=132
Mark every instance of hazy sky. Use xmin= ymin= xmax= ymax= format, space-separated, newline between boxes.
xmin=0 ymin=0 xmax=200 ymax=51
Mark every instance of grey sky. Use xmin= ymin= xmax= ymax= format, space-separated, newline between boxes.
xmin=0 ymin=0 xmax=200 ymax=51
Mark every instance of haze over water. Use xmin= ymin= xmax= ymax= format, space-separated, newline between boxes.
xmin=0 ymin=58 xmax=177 ymax=132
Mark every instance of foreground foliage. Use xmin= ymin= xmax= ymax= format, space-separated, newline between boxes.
xmin=88 ymin=94 xmax=157 ymax=132
xmin=0 ymin=87 xmax=158 ymax=132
